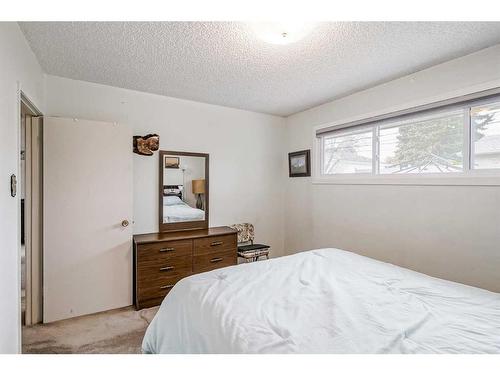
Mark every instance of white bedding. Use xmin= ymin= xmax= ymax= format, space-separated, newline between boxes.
xmin=163 ymin=201 xmax=205 ymax=222
xmin=142 ymin=248 xmax=500 ymax=354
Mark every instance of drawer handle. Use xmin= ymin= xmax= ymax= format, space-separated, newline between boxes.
xmin=160 ymin=266 xmax=174 ymax=272
xmin=160 ymin=284 xmax=175 ymax=290
xmin=211 ymin=241 xmax=223 ymax=246
xmin=210 ymin=257 xmax=223 ymax=263
xmin=160 ymin=247 xmax=175 ymax=252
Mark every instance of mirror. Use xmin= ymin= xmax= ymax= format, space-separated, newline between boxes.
xmin=159 ymin=151 xmax=209 ymax=232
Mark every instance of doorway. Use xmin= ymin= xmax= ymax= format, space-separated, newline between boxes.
xmin=20 ymin=93 xmax=43 ymax=327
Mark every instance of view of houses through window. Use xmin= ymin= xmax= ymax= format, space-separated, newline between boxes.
xmin=321 ymin=98 xmax=500 ymax=175
xmin=472 ymin=101 xmax=500 ymax=169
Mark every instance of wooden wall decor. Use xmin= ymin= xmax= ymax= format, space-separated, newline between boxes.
xmin=133 ymin=134 xmax=160 ymax=156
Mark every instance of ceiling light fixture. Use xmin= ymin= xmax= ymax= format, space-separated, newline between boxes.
xmin=250 ymin=22 xmax=316 ymax=45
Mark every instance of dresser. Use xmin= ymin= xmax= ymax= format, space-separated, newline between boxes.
xmin=133 ymin=226 xmax=237 ymax=309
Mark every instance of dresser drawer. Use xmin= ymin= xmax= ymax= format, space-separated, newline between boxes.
xmin=137 ymin=272 xmax=188 ymax=295
xmin=193 ymin=234 xmax=237 ymax=256
xmin=193 ymin=249 xmax=237 ymax=273
xmin=137 ymin=254 xmax=192 ymax=282
xmin=137 ymin=239 xmax=192 ymax=263
xmin=137 ymin=273 xmax=187 ymax=308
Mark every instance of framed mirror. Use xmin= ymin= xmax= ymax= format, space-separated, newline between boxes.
xmin=159 ymin=150 xmax=209 ymax=232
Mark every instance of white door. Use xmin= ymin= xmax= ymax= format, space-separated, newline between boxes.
xmin=43 ymin=117 xmax=133 ymax=323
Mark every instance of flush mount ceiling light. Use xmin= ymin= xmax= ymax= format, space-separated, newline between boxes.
xmin=250 ymin=22 xmax=316 ymax=45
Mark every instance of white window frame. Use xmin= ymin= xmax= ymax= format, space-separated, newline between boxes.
xmin=313 ymin=92 xmax=500 ymax=186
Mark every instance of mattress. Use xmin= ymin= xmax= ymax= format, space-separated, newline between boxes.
xmin=142 ymin=248 xmax=500 ymax=354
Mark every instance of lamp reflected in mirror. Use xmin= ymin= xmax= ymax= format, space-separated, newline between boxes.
xmin=192 ymin=179 xmax=205 ymax=210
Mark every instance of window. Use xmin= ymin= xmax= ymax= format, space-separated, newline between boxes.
xmin=378 ymin=109 xmax=465 ymax=174
xmin=471 ymin=102 xmax=500 ymax=170
xmin=323 ymin=128 xmax=373 ymax=174
xmin=316 ymin=94 xmax=500 ymax=182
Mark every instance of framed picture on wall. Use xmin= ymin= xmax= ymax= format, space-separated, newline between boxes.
xmin=164 ymin=156 xmax=180 ymax=169
xmin=288 ymin=149 xmax=311 ymax=177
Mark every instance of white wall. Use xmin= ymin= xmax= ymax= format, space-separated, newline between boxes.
xmin=0 ymin=23 xmax=45 ymax=354
xmin=45 ymin=76 xmax=287 ymax=260
xmin=285 ymin=44 xmax=500 ymax=292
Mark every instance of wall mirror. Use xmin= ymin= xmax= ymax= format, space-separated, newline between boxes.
xmin=159 ymin=151 xmax=209 ymax=232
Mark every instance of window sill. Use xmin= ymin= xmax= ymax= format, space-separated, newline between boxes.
xmin=312 ymin=174 xmax=500 ymax=186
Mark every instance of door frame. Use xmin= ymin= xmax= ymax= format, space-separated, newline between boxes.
xmin=19 ymin=91 xmax=43 ymax=333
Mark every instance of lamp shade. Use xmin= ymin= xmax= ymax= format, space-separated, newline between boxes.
xmin=192 ymin=179 xmax=205 ymax=194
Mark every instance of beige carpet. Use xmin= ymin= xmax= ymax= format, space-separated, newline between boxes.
xmin=22 ymin=306 xmax=159 ymax=354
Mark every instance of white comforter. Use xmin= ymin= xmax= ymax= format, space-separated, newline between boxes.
xmin=142 ymin=248 xmax=500 ymax=354
xmin=163 ymin=203 xmax=205 ymax=222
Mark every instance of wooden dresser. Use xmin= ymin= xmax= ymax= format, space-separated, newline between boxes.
xmin=133 ymin=226 xmax=237 ymax=309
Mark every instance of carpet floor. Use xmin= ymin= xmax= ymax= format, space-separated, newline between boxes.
xmin=22 ymin=306 xmax=159 ymax=354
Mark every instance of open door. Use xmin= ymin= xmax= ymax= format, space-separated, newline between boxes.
xmin=23 ymin=114 xmax=43 ymax=326
xmin=43 ymin=117 xmax=133 ymax=323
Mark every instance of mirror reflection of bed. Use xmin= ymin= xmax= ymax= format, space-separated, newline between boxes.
xmin=162 ymin=154 xmax=206 ymax=224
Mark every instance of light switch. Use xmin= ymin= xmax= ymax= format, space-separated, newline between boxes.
xmin=10 ymin=174 xmax=17 ymax=197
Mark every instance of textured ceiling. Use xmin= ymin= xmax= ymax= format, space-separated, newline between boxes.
xmin=19 ymin=22 xmax=500 ymax=116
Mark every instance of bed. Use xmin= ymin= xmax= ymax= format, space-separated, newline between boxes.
xmin=163 ymin=195 xmax=205 ymax=223
xmin=142 ymin=248 xmax=500 ymax=354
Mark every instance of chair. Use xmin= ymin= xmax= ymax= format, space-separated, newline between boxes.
xmin=229 ymin=223 xmax=270 ymax=262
